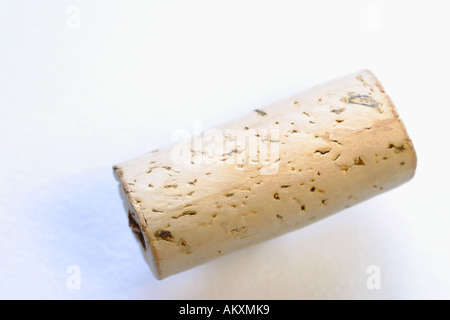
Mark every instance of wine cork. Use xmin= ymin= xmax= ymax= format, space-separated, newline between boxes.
xmin=113 ymin=70 xmax=416 ymax=280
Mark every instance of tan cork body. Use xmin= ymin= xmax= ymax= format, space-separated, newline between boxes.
xmin=113 ymin=70 xmax=416 ymax=279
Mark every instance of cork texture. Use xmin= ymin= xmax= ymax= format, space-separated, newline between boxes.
xmin=113 ymin=70 xmax=417 ymax=279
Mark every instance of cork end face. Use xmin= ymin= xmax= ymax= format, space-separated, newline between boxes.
xmin=128 ymin=204 xmax=164 ymax=280
xmin=113 ymin=165 xmax=164 ymax=280
xmin=360 ymin=69 xmax=399 ymax=118
xmin=360 ymin=69 xmax=417 ymax=182
xmin=112 ymin=164 xmax=124 ymax=181
xmin=410 ymin=145 xmax=418 ymax=175
xmin=404 ymin=136 xmax=418 ymax=182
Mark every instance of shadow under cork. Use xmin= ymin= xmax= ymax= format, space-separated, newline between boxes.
xmin=185 ymin=206 xmax=395 ymax=300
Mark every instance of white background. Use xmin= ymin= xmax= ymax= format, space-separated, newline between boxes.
xmin=1 ymin=0 xmax=449 ymax=299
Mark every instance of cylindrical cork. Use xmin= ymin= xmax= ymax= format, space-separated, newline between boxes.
xmin=113 ymin=70 xmax=416 ymax=279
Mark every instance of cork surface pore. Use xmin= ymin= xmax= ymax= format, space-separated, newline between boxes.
xmin=113 ymin=70 xmax=416 ymax=279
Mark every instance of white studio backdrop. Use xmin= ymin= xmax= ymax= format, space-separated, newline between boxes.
xmin=0 ymin=0 xmax=449 ymax=299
